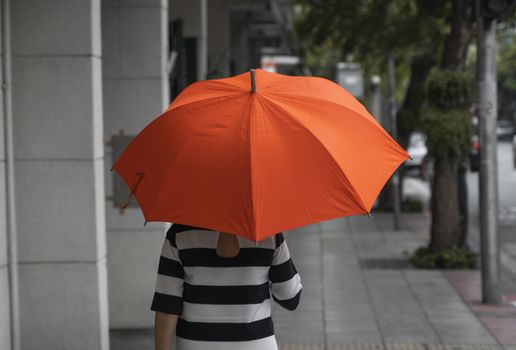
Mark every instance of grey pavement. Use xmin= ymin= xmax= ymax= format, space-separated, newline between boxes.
xmin=272 ymin=214 xmax=503 ymax=350
xmin=111 ymin=212 xmax=511 ymax=350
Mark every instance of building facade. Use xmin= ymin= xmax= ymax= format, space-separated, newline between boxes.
xmin=0 ymin=0 xmax=296 ymax=349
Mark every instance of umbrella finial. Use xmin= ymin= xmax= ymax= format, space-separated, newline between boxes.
xmin=250 ymin=69 xmax=256 ymax=93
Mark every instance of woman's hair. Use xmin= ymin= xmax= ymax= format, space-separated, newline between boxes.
xmin=216 ymin=232 xmax=240 ymax=258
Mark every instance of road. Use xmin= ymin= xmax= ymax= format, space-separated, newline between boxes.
xmin=467 ymin=140 xmax=516 ymax=227
xmin=466 ymin=140 xmax=516 ymax=294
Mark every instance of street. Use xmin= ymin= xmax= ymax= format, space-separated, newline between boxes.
xmin=467 ymin=141 xmax=516 ymax=293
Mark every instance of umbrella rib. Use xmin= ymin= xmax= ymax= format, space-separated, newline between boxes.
xmin=167 ymin=91 xmax=247 ymax=112
xmin=143 ymin=94 xmax=248 ymax=223
xmin=260 ymin=95 xmax=370 ymax=214
xmin=257 ymin=96 xmax=315 ymax=225
xmin=248 ymin=96 xmax=257 ymax=240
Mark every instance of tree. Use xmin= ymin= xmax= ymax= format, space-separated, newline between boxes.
xmin=295 ymin=0 xmax=449 ymax=147
xmin=295 ymin=0 xmax=480 ymax=258
xmin=422 ymin=0 xmax=474 ymax=252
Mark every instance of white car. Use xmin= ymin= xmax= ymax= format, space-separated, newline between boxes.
xmin=513 ymin=133 xmax=516 ymax=169
xmin=404 ymin=132 xmax=428 ymax=178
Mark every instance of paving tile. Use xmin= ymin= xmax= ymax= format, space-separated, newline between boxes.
xmin=480 ymin=317 xmax=516 ymax=345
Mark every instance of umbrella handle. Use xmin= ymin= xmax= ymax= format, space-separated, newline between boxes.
xmin=250 ymin=69 xmax=256 ymax=93
xmin=121 ymin=172 xmax=144 ymax=209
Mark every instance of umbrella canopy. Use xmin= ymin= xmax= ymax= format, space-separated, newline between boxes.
xmin=112 ymin=69 xmax=409 ymax=241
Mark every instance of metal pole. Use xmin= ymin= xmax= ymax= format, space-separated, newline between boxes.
xmin=250 ymin=69 xmax=256 ymax=93
xmin=2 ymin=0 xmax=21 ymax=348
xmin=476 ymin=0 xmax=502 ymax=305
xmin=387 ymin=56 xmax=401 ymax=230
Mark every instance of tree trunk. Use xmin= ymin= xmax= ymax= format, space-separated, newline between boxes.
xmin=398 ymin=54 xmax=437 ymax=148
xmin=429 ymin=0 xmax=473 ymax=251
xmin=441 ymin=0 xmax=474 ymax=71
xmin=430 ymin=156 xmax=462 ymax=251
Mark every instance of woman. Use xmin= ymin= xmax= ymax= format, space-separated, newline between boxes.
xmin=151 ymin=223 xmax=302 ymax=350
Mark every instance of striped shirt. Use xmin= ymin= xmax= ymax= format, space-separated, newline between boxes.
xmin=150 ymin=224 xmax=302 ymax=350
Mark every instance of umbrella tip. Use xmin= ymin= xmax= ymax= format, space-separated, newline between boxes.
xmin=250 ymin=69 xmax=256 ymax=93
xmin=367 ymin=212 xmax=373 ymax=219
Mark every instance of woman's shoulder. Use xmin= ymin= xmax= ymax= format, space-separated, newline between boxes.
xmin=166 ymin=223 xmax=212 ymax=248
xmin=274 ymin=232 xmax=285 ymax=248
xmin=167 ymin=223 xmax=283 ymax=250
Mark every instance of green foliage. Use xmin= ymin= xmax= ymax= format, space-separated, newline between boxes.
xmin=421 ymin=69 xmax=472 ymax=158
xmin=294 ymin=0 xmax=451 ymax=138
xmin=425 ymin=69 xmax=473 ymax=109
xmin=421 ymin=108 xmax=470 ymax=158
xmin=409 ymin=245 xmax=478 ymax=269
xmin=295 ymin=0 xmax=449 ymax=71
xmin=498 ymin=30 xmax=516 ymax=91
xmin=401 ymin=198 xmax=424 ymax=212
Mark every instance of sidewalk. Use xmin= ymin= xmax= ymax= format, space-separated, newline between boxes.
xmin=273 ymin=213 xmax=515 ymax=350
xmin=111 ymin=213 xmax=516 ymax=350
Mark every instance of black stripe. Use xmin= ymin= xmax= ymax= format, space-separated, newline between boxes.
xmin=176 ymin=316 xmax=274 ymax=341
xmin=150 ymin=292 xmax=183 ymax=315
xmin=167 ymin=224 xmax=210 ymax=247
xmin=272 ymin=289 xmax=302 ymax=311
xmin=269 ymin=258 xmax=297 ymax=283
xmin=275 ymin=233 xmax=284 ymax=248
xmin=179 ymin=248 xmax=274 ymax=267
xmin=157 ymin=256 xmax=184 ymax=279
xmin=182 ymin=282 xmax=270 ymax=305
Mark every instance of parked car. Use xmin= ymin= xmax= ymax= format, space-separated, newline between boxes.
xmin=497 ymin=119 xmax=516 ymax=141
xmin=513 ymin=133 xmax=516 ymax=169
xmin=404 ymin=131 xmax=428 ymax=178
xmin=469 ymin=108 xmax=480 ymax=172
xmin=469 ymin=134 xmax=480 ymax=172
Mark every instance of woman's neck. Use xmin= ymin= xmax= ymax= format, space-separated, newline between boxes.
xmin=216 ymin=232 xmax=240 ymax=257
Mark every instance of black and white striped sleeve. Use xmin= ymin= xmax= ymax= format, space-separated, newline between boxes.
xmin=150 ymin=227 xmax=184 ymax=315
xmin=269 ymin=233 xmax=302 ymax=310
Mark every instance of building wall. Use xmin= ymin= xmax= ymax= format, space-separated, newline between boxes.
xmin=207 ymin=0 xmax=231 ymax=77
xmin=170 ymin=0 xmax=207 ymax=80
xmin=102 ymin=0 xmax=169 ymax=329
xmin=11 ymin=0 xmax=109 ymax=349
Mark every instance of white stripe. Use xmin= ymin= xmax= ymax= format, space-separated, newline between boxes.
xmin=271 ymin=240 xmax=290 ymax=265
xmin=161 ymin=239 xmax=180 ymax=261
xmin=155 ymin=274 xmax=183 ymax=297
xmin=176 ymin=230 xmax=218 ymax=249
xmin=175 ymin=335 xmax=278 ymax=350
xmin=237 ymin=235 xmax=276 ymax=249
xmin=181 ymin=299 xmax=271 ymax=323
xmin=183 ymin=266 xmax=269 ymax=286
xmin=270 ymin=273 xmax=302 ymax=300
xmin=176 ymin=230 xmax=276 ymax=250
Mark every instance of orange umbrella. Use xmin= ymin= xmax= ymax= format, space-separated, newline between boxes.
xmin=111 ymin=69 xmax=409 ymax=241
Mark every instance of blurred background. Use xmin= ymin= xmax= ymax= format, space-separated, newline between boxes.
xmin=1 ymin=0 xmax=516 ymax=350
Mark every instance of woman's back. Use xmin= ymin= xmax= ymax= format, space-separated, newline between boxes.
xmin=151 ymin=224 xmax=302 ymax=350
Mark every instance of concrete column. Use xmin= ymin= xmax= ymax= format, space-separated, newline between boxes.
xmin=102 ymin=0 xmax=169 ymax=329
xmin=11 ymin=1 xmax=109 ymax=349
